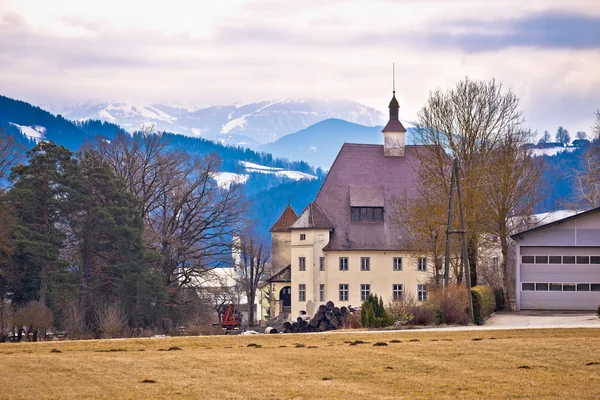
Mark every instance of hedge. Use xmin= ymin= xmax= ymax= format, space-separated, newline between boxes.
xmin=493 ymin=287 xmax=505 ymax=311
xmin=471 ymin=286 xmax=496 ymax=325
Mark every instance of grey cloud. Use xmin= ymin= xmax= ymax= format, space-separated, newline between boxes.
xmin=0 ymin=14 xmax=208 ymax=69
xmin=420 ymin=12 xmax=600 ymax=52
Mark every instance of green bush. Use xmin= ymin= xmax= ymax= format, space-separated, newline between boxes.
xmin=360 ymin=294 xmax=391 ymax=328
xmin=493 ymin=287 xmax=505 ymax=311
xmin=471 ymin=286 xmax=496 ymax=325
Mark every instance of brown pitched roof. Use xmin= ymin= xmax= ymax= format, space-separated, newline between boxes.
xmin=269 ymin=204 xmax=298 ymax=232
xmin=289 ymin=202 xmax=334 ymax=230
xmin=314 ymin=143 xmax=422 ymax=251
xmin=382 ymin=119 xmax=406 ymax=133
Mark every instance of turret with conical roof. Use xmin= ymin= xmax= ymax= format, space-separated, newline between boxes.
xmin=270 ymin=202 xmax=298 ymax=275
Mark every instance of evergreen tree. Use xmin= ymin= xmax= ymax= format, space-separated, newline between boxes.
xmin=64 ymin=149 xmax=164 ymax=331
xmin=6 ymin=141 xmax=73 ymax=306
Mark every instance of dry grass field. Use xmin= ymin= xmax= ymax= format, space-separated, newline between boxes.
xmin=1 ymin=328 xmax=600 ymax=399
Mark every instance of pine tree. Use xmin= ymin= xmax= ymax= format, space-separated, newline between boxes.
xmin=7 ymin=141 xmax=73 ymax=306
xmin=64 ymin=149 xmax=164 ymax=331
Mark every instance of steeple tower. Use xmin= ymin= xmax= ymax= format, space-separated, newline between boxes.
xmin=382 ymin=63 xmax=406 ymax=156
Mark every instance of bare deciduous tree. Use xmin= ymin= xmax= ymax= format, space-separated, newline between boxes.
xmin=234 ymin=228 xmax=271 ymax=326
xmin=0 ymin=132 xmax=25 ymax=189
xmin=413 ymin=77 xmax=524 ymax=286
xmin=92 ymin=131 xmax=248 ymax=309
xmin=572 ymin=141 xmax=600 ymax=209
xmin=593 ymin=109 xmax=600 ymax=139
xmin=483 ymin=130 xmax=544 ymax=307
xmin=394 ymin=154 xmax=458 ymax=285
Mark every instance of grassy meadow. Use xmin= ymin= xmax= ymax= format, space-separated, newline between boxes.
xmin=1 ymin=328 xmax=599 ymax=399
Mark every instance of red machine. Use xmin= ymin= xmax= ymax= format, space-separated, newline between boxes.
xmin=220 ymin=305 xmax=242 ymax=330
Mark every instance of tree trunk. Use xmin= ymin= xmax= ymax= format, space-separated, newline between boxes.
xmin=78 ymin=242 xmax=92 ymax=332
xmin=500 ymin=236 xmax=511 ymax=310
xmin=468 ymin=236 xmax=478 ymax=287
xmin=39 ymin=262 xmax=48 ymax=307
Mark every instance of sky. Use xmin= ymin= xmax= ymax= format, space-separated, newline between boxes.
xmin=1 ymin=0 xmax=599 ymax=135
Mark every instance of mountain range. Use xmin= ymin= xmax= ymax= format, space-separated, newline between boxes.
xmin=48 ymin=99 xmax=387 ymax=147
xmin=0 ymin=94 xmax=590 ymax=234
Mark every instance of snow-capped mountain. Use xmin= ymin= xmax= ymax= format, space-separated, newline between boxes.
xmin=49 ymin=99 xmax=386 ymax=147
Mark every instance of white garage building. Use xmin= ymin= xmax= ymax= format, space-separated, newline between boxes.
xmin=512 ymin=207 xmax=600 ymax=311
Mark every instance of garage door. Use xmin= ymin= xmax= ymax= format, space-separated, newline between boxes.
xmin=520 ymin=246 xmax=600 ymax=310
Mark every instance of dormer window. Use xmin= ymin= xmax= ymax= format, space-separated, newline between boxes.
xmin=351 ymin=207 xmax=384 ymax=222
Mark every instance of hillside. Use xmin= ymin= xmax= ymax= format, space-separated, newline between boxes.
xmin=0 ymin=95 xmax=323 ymax=236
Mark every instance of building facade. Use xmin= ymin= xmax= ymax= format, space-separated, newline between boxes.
xmin=270 ymin=91 xmax=430 ymax=318
xmin=512 ymin=207 xmax=600 ymax=310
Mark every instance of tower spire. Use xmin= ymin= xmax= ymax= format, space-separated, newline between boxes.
xmin=393 ymin=63 xmax=395 ymax=96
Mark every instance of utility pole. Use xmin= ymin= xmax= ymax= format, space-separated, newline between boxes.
xmin=443 ymin=158 xmax=475 ymax=323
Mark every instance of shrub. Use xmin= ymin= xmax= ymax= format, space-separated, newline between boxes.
xmin=13 ymin=301 xmax=53 ymax=341
xmin=386 ymin=294 xmax=436 ymax=326
xmin=387 ymin=300 xmax=413 ymax=326
xmin=493 ymin=287 xmax=505 ymax=311
xmin=96 ymin=303 xmax=128 ymax=338
xmin=427 ymin=284 xmax=470 ymax=325
xmin=471 ymin=286 xmax=496 ymax=325
xmin=348 ymin=312 xmax=361 ymax=329
xmin=360 ymin=294 xmax=392 ymax=328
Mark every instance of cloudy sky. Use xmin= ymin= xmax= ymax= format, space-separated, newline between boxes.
xmin=1 ymin=0 xmax=599 ymax=134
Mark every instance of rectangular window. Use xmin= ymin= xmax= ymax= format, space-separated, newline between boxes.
xmin=300 ymin=234 xmax=306 ymax=241
xmin=299 ymin=257 xmax=306 ymax=271
xmin=392 ymin=284 xmax=403 ymax=301
xmin=591 ymin=284 xmax=600 ymax=292
xmin=360 ymin=284 xmax=371 ymax=301
xmin=350 ymin=207 xmax=384 ymax=222
xmin=417 ymin=284 xmax=427 ymax=302
xmin=339 ymin=257 xmax=348 ymax=271
xmin=535 ymin=255 xmax=549 ymax=264
xmin=298 ymin=284 xmax=306 ymax=302
xmin=361 ymin=257 xmax=370 ymax=271
xmin=576 ymin=256 xmax=590 ymax=264
xmin=319 ymin=257 xmax=325 ymax=271
xmin=393 ymin=257 xmax=402 ymax=271
xmin=320 ymin=284 xmax=325 ymax=302
xmin=563 ymin=283 xmax=576 ymax=291
xmin=549 ymin=283 xmax=562 ymax=291
xmin=418 ymin=257 xmax=427 ymax=271
xmin=577 ymin=283 xmax=590 ymax=291
xmin=522 ymin=283 xmax=535 ymax=291
xmin=535 ymin=283 xmax=549 ymax=291
xmin=563 ymin=256 xmax=575 ymax=264
xmin=591 ymin=256 xmax=600 ymax=264
xmin=339 ymin=284 xmax=349 ymax=302
xmin=492 ymin=256 xmax=499 ymax=268
xmin=522 ymin=256 xmax=535 ymax=264
xmin=549 ymin=256 xmax=562 ymax=264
